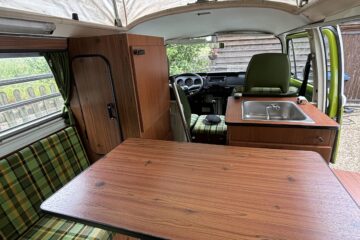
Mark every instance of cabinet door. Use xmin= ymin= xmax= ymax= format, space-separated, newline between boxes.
xmin=72 ymin=56 xmax=122 ymax=154
xmin=131 ymin=45 xmax=171 ymax=140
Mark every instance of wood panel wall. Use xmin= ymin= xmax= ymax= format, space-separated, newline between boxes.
xmin=69 ymin=34 xmax=171 ymax=162
xmin=0 ymin=35 xmax=67 ymax=52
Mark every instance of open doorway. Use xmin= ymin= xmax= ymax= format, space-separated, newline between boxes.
xmin=332 ymin=21 xmax=360 ymax=173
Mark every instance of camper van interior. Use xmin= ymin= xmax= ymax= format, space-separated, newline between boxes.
xmin=1 ymin=1 xmax=360 ymax=239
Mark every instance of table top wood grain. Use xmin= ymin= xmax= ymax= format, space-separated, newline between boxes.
xmin=41 ymin=138 xmax=360 ymax=240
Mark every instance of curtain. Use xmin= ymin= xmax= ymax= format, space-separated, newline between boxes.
xmin=44 ymin=51 xmax=74 ymax=125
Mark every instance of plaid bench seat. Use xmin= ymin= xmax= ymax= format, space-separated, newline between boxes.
xmin=0 ymin=127 xmax=113 ymax=240
xmin=191 ymin=115 xmax=227 ymax=144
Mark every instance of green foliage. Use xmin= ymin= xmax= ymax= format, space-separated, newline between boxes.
xmin=0 ymin=57 xmax=50 ymax=79
xmin=167 ymin=43 xmax=211 ymax=76
xmin=0 ymin=57 xmax=59 ymax=104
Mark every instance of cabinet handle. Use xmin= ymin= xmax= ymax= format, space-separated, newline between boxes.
xmin=317 ymin=136 xmax=324 ymax=143
xmin=133 ymin=49 xmax=145 ymax=55
xmin=107 ymin=103 xmax=116 ymax=120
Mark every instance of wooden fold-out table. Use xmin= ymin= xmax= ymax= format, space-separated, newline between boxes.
xmin=41 ymin=138 xmax=360 ymax=240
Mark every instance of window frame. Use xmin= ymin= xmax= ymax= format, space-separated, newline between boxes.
xmin=286 ymin=32 xmax=314 ymax=100
xmin=286 ymin=32 xmax=311 ymax=81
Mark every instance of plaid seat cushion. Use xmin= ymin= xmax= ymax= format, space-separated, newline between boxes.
xmin=19 ymin=215 xmax=113 ymax=240
xmin=190 ymin=114 xmax=199 ymax=129
xmin=192 ymin=115 xmax=227 ymax=144
xmin=0 ymin=127 xmax=91 ymax=240
xmin=243 ymin=86 xmax=298 ymax=97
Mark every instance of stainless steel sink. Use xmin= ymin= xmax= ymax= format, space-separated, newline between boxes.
xmin=242 ymin=101 xmax=314 ymax=123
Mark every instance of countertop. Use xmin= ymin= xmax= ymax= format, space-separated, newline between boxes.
xmin=225 ymin=97 xmax=339 ymax=129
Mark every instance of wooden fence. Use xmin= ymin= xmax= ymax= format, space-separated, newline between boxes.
xmin=342 ymin=23 xmax=360 ymax=103
xmin=210 ymin=34 xmax=282 ymax=72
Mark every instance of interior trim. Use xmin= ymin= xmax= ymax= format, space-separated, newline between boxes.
xmin=128 ymin=1 xmax=300 ymax=29
xmin=0 ymin=116 xmax=67 ymax=158
xmin=0 ymin=35 xmax=67 ymax=51
xmin=130 ymin=7 xmax=309 ymax=39
xmin=297 ymin=0 xmax=360 ymax=22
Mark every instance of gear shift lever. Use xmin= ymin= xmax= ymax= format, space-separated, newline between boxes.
xmin=211 ymin=99 xmax=217 ymax=114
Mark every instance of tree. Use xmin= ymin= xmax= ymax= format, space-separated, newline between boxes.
xmin=0 ymin=57 xmax=58 ymax=103
xmin=167 ymin=43 xmax=211 ymax=76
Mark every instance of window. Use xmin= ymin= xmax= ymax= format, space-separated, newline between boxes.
xmin=167 ymin=34 xmax=282 ymax=75
xmin=0 ymin=55 xmax=64 ymax=135
xmin=288 ymin=37 xmax=313 ymax=82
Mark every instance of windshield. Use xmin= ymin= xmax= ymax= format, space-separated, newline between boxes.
xmin=167 ymin=34 xmax=282 ymax=76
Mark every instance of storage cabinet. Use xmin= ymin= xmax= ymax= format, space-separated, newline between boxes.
xmin=70 ymin=34 xmax=171 ymax=161
xmin=130 ymin=44 xmax=170 ymax=139
xmin=227 ymin=126 xmax=337 ymax=162
xmin=72 ymin=56 xmax=122 ymax=155
xmin=225 ymin=97 xmax=339 ymax=163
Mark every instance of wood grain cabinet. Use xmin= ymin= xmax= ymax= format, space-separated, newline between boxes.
xmin=69 ymin=34 xmax=171 ymax=161
xmin=226 ymin=97 xmax=339 ymax=163
xmin=227 ymin=126 xmax=337 ymax=162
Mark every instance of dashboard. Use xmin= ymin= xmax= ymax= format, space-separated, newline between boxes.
xmin=175 ymin=76 xmax=202 ymax=87
xmin=172 ymin=72 xmax=246 ymax=116
xmin=175 ymin=72 xmax=245 ymax=89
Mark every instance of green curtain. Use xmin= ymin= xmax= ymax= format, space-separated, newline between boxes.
xmin=44 ymin=51 xmax=74 ymax=125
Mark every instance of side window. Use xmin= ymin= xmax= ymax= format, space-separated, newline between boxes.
xmin=288 ymin=37 xmax=312 ymax=83
xmin=0 ymin=55 xmax=64 ymax=134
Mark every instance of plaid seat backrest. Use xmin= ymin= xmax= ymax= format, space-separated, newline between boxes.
xmin=0 ymin=127 xmax=89 ymax=240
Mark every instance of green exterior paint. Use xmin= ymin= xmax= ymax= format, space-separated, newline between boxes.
xmin=331 ymin=107 xmax=343 ymax=164
xmin=290 ymin=78 xmax=313 ymax=100
xmin=322 ymin=28 xmax=343 ymax=164
xmin=322 ymin=29 xmax=339 ymax=119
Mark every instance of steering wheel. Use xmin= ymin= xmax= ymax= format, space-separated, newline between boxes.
xmin=174 ymin=73 xmax=204 ymax=96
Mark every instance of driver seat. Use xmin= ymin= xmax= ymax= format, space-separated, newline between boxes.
xmin=175 ymin=85 xmax=227 ymax=144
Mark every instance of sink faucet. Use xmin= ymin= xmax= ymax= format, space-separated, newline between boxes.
xmin=266 ymin=104 xmax=281 ymax=120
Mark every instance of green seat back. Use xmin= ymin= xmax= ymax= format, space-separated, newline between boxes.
xmin=245 ymin=53 xmax=291 ymax=93
xmin=0 ymin=127 xmax=89 ymax=240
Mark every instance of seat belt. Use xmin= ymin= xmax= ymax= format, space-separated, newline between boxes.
xmin=299 ymin=53 xmax=312 ymax=97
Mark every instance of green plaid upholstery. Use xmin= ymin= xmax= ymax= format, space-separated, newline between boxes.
xmin=232 ymin=86 xmax=245 ymax=93
xmin=243 ymin=86 xmax=298 ymax=97
xmin=192 ymin=115 xmax=227 ymax=144
xmin=190 ymin=114 xmax=199 ymax=129
xmin=233 ymin=86 xmax=298 ymax=96
xmin=0 ymin=127 xmax=112 ymax=240
xmin=250 ymin=87 xmax=283 ymax=93
xmin=19 ymin=215 xmax=113 ymax=240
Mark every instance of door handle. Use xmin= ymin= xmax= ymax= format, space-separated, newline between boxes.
xmin=107 ymin=103 xmax=116 ymax=120
xmin=133 ymin=49 xmax=145 ymax=55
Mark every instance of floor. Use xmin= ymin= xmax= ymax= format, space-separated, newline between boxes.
xmin=333 ymin=169 xmax=360 ymax=206
xmin=331 ymin=106 xmax=360 ymax=206
xmin=332 ymin=105 xmax=360 ymax=172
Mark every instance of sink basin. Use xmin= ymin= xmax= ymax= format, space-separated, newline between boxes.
xmin=242 ymin=101 xmax=314 ymax=123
